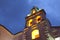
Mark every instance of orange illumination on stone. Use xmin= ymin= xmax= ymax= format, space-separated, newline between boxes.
xmin=35 ymin=34 xmax=40 ymax=38
xmin=36 ymin=16 xmax=42 ymax=23
xmin=27 ymin=19 xmax=33 ymax=27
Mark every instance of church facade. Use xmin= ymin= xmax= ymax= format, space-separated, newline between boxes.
xmin=0 ymin=7 xmax=60 ymax=40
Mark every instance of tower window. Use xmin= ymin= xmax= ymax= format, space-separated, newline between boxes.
xmin=35 ymin=16 xmax=42 ymax=23
xmin=32 ymin=29 xmax=40 ymax=40
xmin=27 ymin=19 xmax=33 ymax=27
xmin=38 ymin=18 xmax=41 ymax=21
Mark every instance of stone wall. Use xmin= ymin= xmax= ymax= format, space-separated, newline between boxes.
xmin=0 ymin=26 xmax=14 ymax=40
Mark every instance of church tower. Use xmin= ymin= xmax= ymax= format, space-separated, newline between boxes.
xmin=24 ymin=7 xmax=51 ymax=40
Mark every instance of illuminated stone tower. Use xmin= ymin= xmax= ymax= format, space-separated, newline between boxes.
xmin=0 ymin=7 xmax=60 ymax=40
xmin=24 ymin=7 xmax=51 ymax=40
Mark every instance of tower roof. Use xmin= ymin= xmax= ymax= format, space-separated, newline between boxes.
xmin=27 ymin=7 xmax=46 ymax=17
xmin=26 ymin=9 xmax=46 ymax=21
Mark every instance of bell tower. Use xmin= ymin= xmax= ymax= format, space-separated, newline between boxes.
xmin=24 ymin=7 xmax=51 ymax=40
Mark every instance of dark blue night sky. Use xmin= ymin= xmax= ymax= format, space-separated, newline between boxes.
xmin=0 ymin=0 xmax=60 ymax=34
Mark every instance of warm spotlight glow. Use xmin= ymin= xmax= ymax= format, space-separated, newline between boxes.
xmin=32 ymin=29 xmax=40 ymax=39
xmin=32 ymin=9 xmax=36 ymax=14
xmin=36 ymin=16 xmax=42 ymax=23
xmin=27 ymin=19 xmax=33 ymax=26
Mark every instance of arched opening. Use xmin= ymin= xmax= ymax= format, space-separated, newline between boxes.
xmin=32 ymin=29 xmax=40 ymax=40
xmin=35 ymin=16 xmax=42 ymax=23
xmin=27 ymin=19 xmax=33 ymax=27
